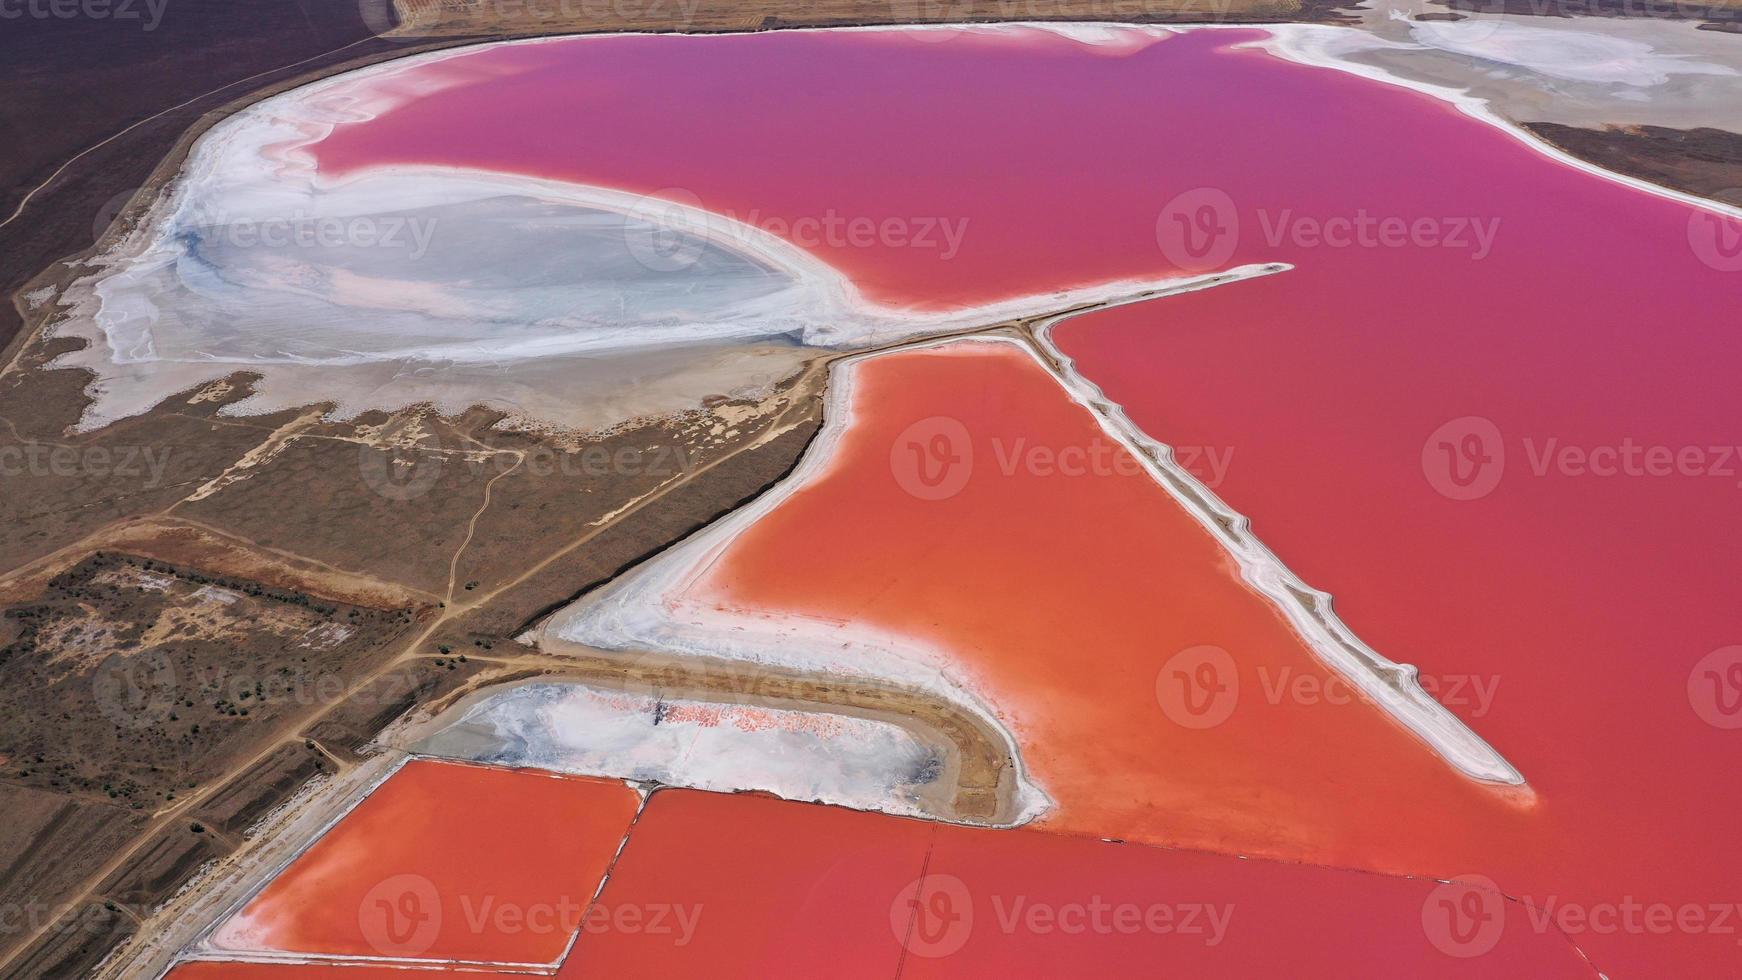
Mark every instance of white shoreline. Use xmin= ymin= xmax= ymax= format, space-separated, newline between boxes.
xmin=540 ymin=330 xmax=1061 ymax=827
xmin=545 ymin=265 xmax=1524 ymax=789
xmin=1025 ymin=268 xmax=1526 ymax=786
xmin=55 ymin=21 xmax=1742 ymax=435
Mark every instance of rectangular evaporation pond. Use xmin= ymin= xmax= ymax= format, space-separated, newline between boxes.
xmin=207 ymin=759 xmax=640 ymax=968
xmin=556 ymin=787 xmax=936 ymax=979
xmin=558 ymin=787 xmax=1588 ymax=978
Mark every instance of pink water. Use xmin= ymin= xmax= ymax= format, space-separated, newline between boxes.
xmin=306 ymin=26 xmax=1742 ymax=975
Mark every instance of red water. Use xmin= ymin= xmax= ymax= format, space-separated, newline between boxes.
xmin=310 ymin=28 xmax=1200 ymax=311
xmin=210 ymin=760 xmax=639 ymax=965
xmin=301 ymin=26 xmax=1742 ymax=974
xmin=559 ymin=788 xmax=1587 ymax=977
xmin=693 ymin=341 xmax=1531 ymax=869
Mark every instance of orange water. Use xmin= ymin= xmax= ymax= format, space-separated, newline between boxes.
xmin=210 ymin=760 xmax=639 ymax=965
xmin=681 ymin=341 xmax=1532 ymax=871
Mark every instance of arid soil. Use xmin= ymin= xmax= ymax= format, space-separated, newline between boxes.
xmin=0 ymin=554 xmax=412 ymax=808
xmin=1439 ymin=0 xmax=1742 ymax=31
xmin=0 ymin=0 xmax=413 ymax=356
xmin=0 ymin=0 xmax=1364 ymax=359
xmin=0 ymin=321 xmax=827 ymax=976
xmin=389 ymin=0 xmax=1358 ymax=36
xmin=1526 ymin=123 xmax=1742 ymax=205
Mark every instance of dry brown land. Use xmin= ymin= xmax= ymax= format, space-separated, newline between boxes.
xmin=0 ymin=553 xmax=415 ymax=809
xmin=390 ymin=0 xmax=1358 ymax=35
xmin=1439 ymin=0 xmax=1742 ymax=31
xmin=0 ymin=313 xmax=828 ymax=975
xmin=1526 ymin=123 xmax=1742 ymax=206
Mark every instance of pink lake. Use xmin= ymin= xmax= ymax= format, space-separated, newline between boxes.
xmin=305 ymin=25 xmax=1742 ymax=976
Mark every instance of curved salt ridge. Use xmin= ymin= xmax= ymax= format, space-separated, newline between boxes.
xmin=1026 ymin=266 xmax=1525 ymax=786
xmin=542 ymin=338 xmax=1057 ymax=826
xmin=66 ymin=21 xmax=1741 ymax=434
xmin=60 ymin=30 xmax=1208 ymax=431
xmin=552 ymin=263 xmax=1524 ymax=788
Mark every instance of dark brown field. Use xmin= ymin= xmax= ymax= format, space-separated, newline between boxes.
xmin=1526 ymin=123 xmax=1742 ymax=206
xmin=0 ymin=328 xmax=825 ymax=975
